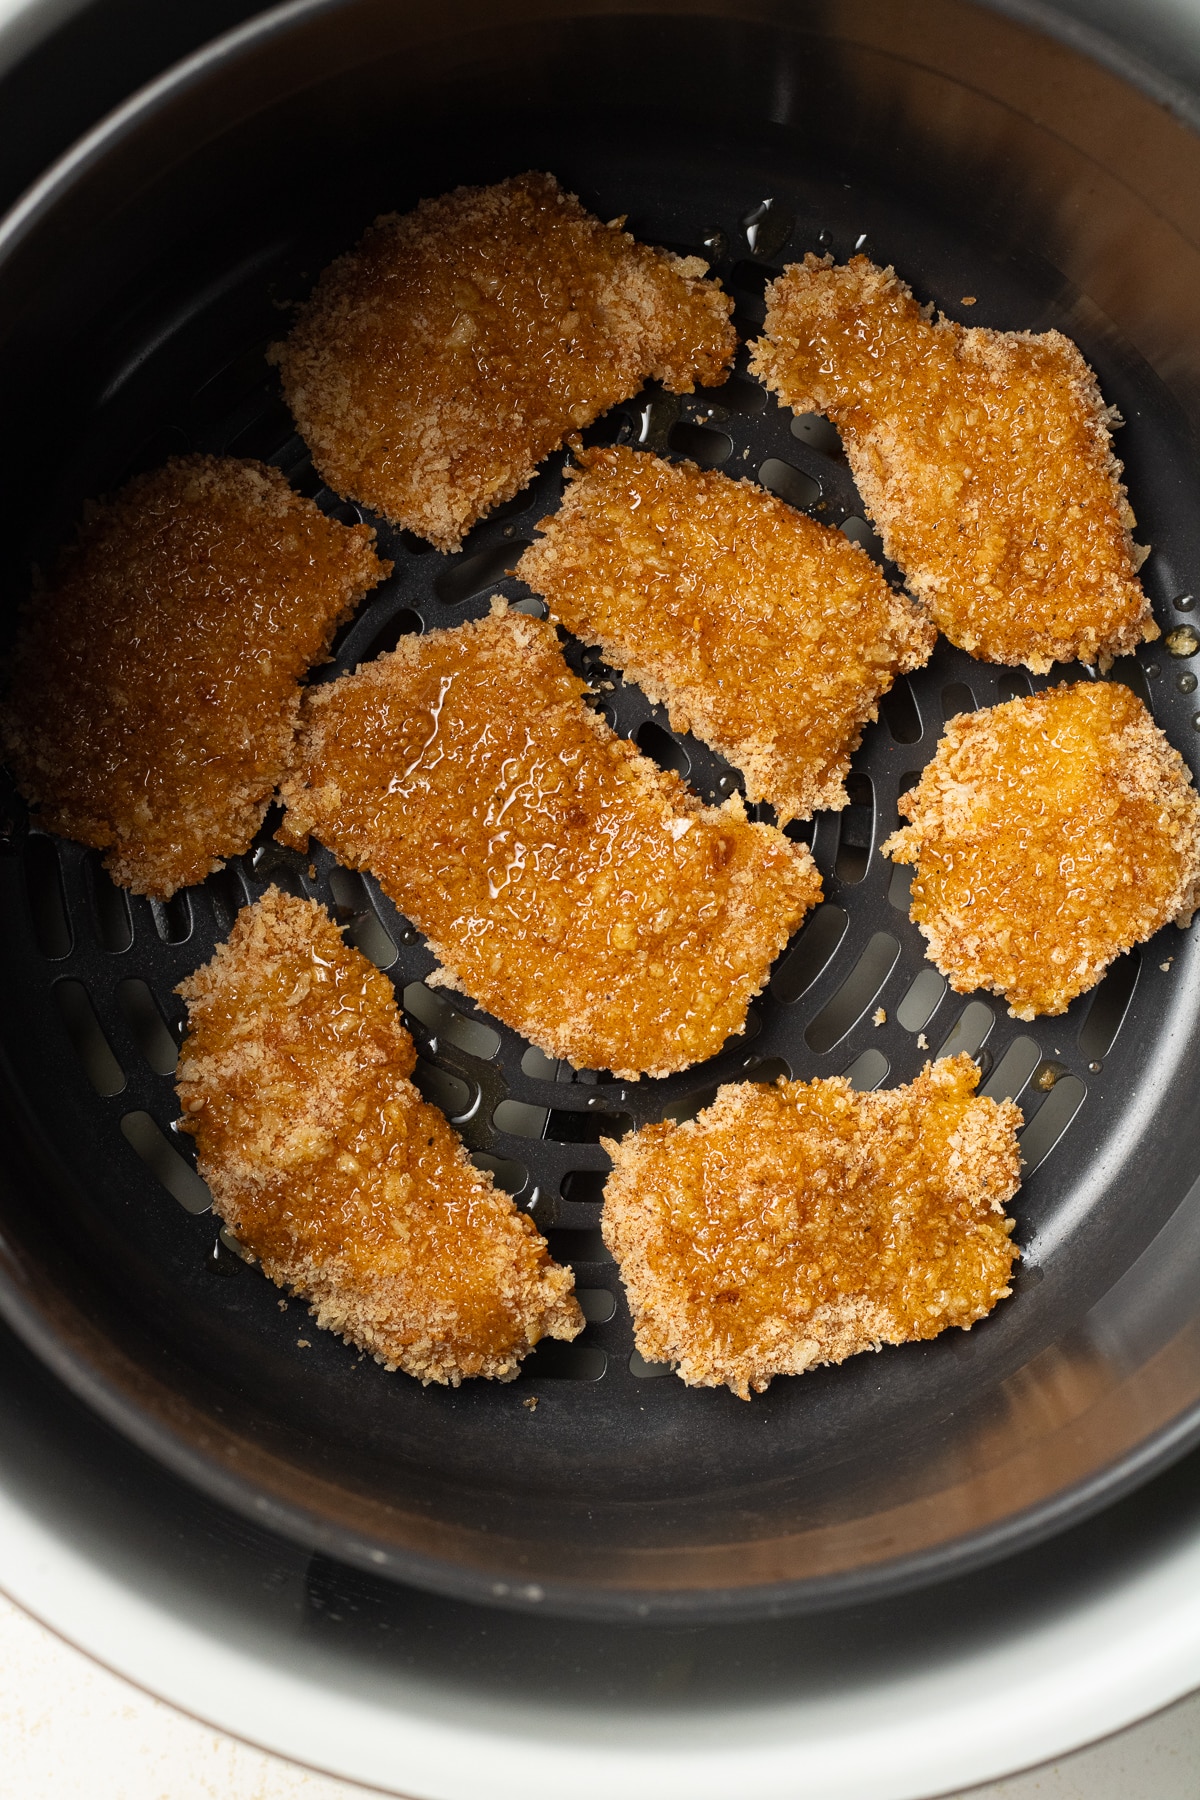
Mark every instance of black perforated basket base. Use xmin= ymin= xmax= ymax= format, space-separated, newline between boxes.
xmin=4 ymin=21 xmax=1200 ymax=1618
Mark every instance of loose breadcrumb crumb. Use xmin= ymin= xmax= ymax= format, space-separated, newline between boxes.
xmin=751 ymin=256 xmax=1156 ymax=671
xmin=278 ymin=601 xmax=821 ymax=1078
xmin=516 ymin=446 xmax=933 ymax=821
xmin=1 ymin=455 xmax=388 ymax=898
xmin=882 ymin=681 xmax=1200 ymax=1017
xmin=873 ymin=1007 xmax=887 ymax=1026
xmin=602 ymin=1056 xmax=1022 ymax=1399
xmin=270 ymin=172 xmax=735 ymax=550
xmin=176 ymin=889 xmax=582 ymax=1384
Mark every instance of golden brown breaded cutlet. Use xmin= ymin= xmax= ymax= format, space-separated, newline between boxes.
xmin=602 ymin=1056 xmax=1021 ymax=1400
xmin=882 ymin=681 xmax=1200 ymax=1019
xmin=517 ymin=446 xmax=935 ymax=822
xmin=751 ymin=255 xmax=1156 ymax=672
xmin=0 ymin=455 xmax=389 ymax=899
xmin=269 ymin=172 xmax=736 ymax=551
xmin=176 ymin=889 xmax=582 ymax=1383
xmin=277 ymin=602 xmax=821 ymax=1079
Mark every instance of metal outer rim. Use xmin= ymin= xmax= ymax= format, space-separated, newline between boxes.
xmin=0 ymin=0 xmax=335 ymax=267
xmin=0 ymin=0 xmax=93 ymax=80
xmin=3 ymin=0 xmax=1199 ymax=273
xmin=3 ymin=1358 xmax=1200 ymax=1800
xmin=1 ymin=0 xmax=1200 ymax=1622
xmin=7 ymin=1240 xmax=1200 ymax=1622
xmin=983 ymin=0 xmax=1200 ymax=130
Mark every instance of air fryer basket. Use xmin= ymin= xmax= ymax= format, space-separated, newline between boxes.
xmin=1 ymin=0 xmax=1200 ymax=1621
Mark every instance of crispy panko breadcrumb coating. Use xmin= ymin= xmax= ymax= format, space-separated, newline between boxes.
xmin=0 ymin=455 xmax=389 ymax=899
xmin=602 ymin=1055 xmax=1021 ymax=1400
xmin=517 ymin=446 xmax=934 ymax=822
xmin=882 ymin=681 xmax=1200 ymax=1019
xmin=269 ymin=171 xmax=736 ymax=550
xmin=278 ymin=603 xmax=821 ymax=1079
xmin=176 ymin=890 xmax=582 ymax=1383
xmin=751 ymin=255 xmax=1156 ymax=672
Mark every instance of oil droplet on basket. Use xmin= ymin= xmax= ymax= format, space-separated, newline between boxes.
xmin=219 ymin=1224 xmax=256 ymax=1262
xmin=741 ymin=198 xmax=794 ymax=261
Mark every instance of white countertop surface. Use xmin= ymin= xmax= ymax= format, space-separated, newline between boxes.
xmin=2 ymin=1588 xmax=1198 ymax=1800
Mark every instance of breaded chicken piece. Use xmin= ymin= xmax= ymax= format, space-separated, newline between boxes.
xmin=1 ymin=456 xmax=389 ymax=898
xmin=278 ymin=603 xmax=821 ymax=1079
xmin=517 ymin=446 xmax=934 ymax=821
xmin=602 ymin=1056 xmax=1021 ymax=1400
xmin=269 ymin=172 xmax=736 ymax=550
xmin=882 ymin=681 xmax=1200 ymax=1018
xmin=176 ymin=890 xmax=582 ymax=1383
xmin=751 ymin=256 xmax=1156 ymax=672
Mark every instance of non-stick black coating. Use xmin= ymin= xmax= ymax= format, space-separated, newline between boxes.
xmin=8 ymin=1296 xmax=1200 ymax=1725
xmin=1 ymin=0 xmax=1200 ymax=1620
